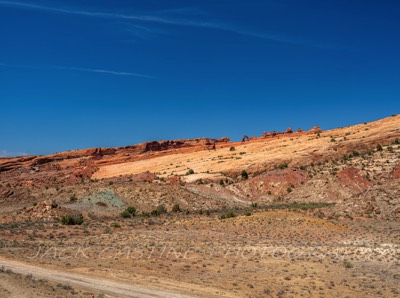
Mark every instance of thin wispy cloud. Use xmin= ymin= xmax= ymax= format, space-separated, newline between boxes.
xmin=0 ymin=0 xmax=331 ymax=47
xmin=0 ymin=62 xmax=153 ymax=78
xmin=55 ymin=66 xmax=153 ymax=78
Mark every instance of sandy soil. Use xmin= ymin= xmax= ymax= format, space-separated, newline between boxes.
xmin=0 ymin=258 xmax=199 ymax=298
xmin=1 ymin=210 xmax=399 ymax=297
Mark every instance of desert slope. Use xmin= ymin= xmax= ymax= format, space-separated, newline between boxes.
xmin=92 ymin=115 xmax=400 ymax=179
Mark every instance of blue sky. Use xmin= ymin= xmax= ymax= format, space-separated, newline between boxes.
xmin=1 ymin=0 xmax=399 ymax=156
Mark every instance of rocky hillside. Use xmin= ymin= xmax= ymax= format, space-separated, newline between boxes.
xmin=0 ymin=114 xmax=399 ymax=222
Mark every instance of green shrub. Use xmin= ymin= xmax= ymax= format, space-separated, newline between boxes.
xmin=230 ymin=146 xmax=235 ymax=151
xmin=151 ymin=209 xmax=161 ymax=216
xmin=251 ymin=202 xmax=258 ymax=208
xmin=376 ymin=144 xmax=383 ymax=151
xmin=61 ymin=213 xmax=83 ymax=225
xmin=343 ymin=260 xmax=353 ymax=269
xmin=220 ymin=212 xmax=236 ymax=220
xmin=126 ymin=206 xmax=136 ymax=216
xmin=226 ymin=212 xmax=236 ymax=218
xmin=186 ymin=169 xmax=195 ymax=175
xmin=121 ymin=210 xmax=132 ymax=218
xmin=172 ymin=204 xmax=181 ymax=213
xmin=61 ymin=215 xmax=73 ymax=225
xmin=156 ymin=204 xmax=167 ymax=214
xmin=278 ymin=162 xmax=288 ymax=169
xmin=241 ymin=170 xmax=248 ymax=180
xmin=141 ymin=211 xmax=150 ymax=217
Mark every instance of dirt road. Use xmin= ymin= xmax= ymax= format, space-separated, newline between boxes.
xmin=0 ymin=258 xmax=194 ymax=298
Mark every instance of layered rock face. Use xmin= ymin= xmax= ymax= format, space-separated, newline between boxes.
xmin=0 ymin=115 xmax=399 ymax=221
xmin=0 ymin=137 xmax=230 ymax=173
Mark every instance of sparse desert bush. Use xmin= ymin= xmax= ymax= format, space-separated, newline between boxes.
xmin=265 ymin=202 xmax=335 ymax=211
xmin=61 ymin=213 xmax=83 ymax=225
xmin=343 ymin=260 xmax=354 ymax=268
xmin=172 ymin=204 xmax=181 ymax=213
xmin=141 ymin=211 xmax=150 ymax=217
xmin=121 ymin=210 xmax=132 ymax=218
xmin=156 ymin=204 xmax=167 ymax=214
xmin=241 ymin=170 xmax=248 ymax=180
xmin=151 ymin=209 xmax=161 ymax=216
xmin=186 ymin=169 xmax=195 ymax=175
xmin=277 ymin=162 xmax=288 ymax=169
xmin=376 ymin=144 xmax=383 ymax=151
xmin=126 ymin=206 xmax=136 ymax=216
xmin=230 ymin=146 xmax=235 ymax=151
xmin=220 ymin=212 xmax=236 ymax=220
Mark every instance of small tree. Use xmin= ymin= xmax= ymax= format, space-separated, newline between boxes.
xmin=186 ymin=169 xmax=195 ymax=175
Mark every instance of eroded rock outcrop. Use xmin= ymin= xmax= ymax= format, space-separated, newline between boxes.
xmin=21 ymin=200 xmax=72 ymax=222
xmin=308 ymin=125 xmax=323 ymax=134
xmin=392 ymin=162 xmax=400 ymax=180
xmin=336 ymin=167 xmax=371 ymax=192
